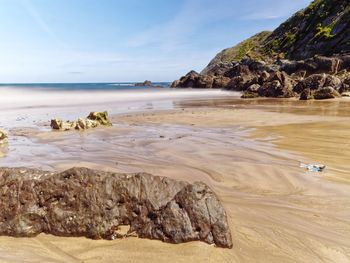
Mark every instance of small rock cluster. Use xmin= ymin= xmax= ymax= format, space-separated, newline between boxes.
xmin=51 ymin=111 xmax=112 ymax=131
xmin=135 ymin=80 xmax=153 ymax=86
xmin=0 ymin=167 xmax=233 ymax=248
xmin=172 ymin=55 xmax=350 ymax=100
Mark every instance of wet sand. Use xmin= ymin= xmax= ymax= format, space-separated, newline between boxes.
xmin=1 ymin=97 xmax=350 ymax=262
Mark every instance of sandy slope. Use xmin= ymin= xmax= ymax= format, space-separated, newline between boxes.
xmin=0 ymin=98 xmax=350 ymax=263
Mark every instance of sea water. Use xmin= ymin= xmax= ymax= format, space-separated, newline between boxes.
xmin=0 ymin=82 xmax=239 ymax=129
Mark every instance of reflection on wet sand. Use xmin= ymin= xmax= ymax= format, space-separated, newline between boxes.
xmin=1 ymin=98 xmax=350 ymax=262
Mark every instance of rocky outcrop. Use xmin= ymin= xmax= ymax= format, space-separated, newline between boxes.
xmin=264 ymin=0 xmax=350 ymax=60
xmin=135 ymin=80 xmax=152 ymax=86
xmin=201 ymin=0 xmax=350 ymax=72
xmin=171 ymin=71 xmax=227 ymax=89
xmin=172 ymin=54 xmax=350 ymax=100
xmin=51 ymin=111 xmax=112 ymax=131
xmin=172 ymin=1 xmax=350 ymax=100
xmin=0 ymin=167 xmax=233 ymax=248
xmin=313 ymin=87 xmax=341 ymax=100
xmin=201 ymin=31 xmax=272 ymax=75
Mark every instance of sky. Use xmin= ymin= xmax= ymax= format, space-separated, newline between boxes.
xmin=0 ymin=0 xmax=311 ymax=83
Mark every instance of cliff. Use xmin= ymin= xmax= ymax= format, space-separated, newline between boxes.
xmin=202 ymin=0 xmax=350 ymax=74
xmin=172 ymin=0 xmax=350 ymax=101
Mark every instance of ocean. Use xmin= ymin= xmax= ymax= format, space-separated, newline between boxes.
xmin=0 ymin=82 xmax=170 ymax=91
xmin=0 ymin=82 xmax=239 ymax=129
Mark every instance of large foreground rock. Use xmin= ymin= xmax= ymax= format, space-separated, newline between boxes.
xmin=0 ymin=167 xmax=233 ymax=248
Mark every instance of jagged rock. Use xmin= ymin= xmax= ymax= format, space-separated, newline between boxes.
xmin=324 ymin=75 xmax=342 ymax=90
xmin=259 ymin=71 xmax=270 ymax=83
xmin=340 ymin=55 xmax=350 ymax=71
xmin=212 ymin=76 xmax=231 ymax=89
xmin=170 ymin=80 xmax=180 ymax=88
xmin=178 ymin=71 xmax=200 ymax=88
xmin=258 ymin=79 xmax=294 ymax=98
xmin=196 ymin=75 xmax=214 ymax=89
xmin=135 ymin=80 xmax=152 ymax=86
xmin=258 ymin=80 xmax=280 ymax=97
xmin=0 ymin=130 xmax=7 ymax=145
xmin=241 ymin=91 xmax=259 ymax=99
xmin=0 ymin=167 xmax=233 ymax=248
xmin=224 ymin=64 xmax=251 ymax=78
xmin=247 ymin=84 xmax=260 ymax=93
xmin=339 ymin=75 xmax=350 ymax=93
xmin=313 ymin=87 xmax=341 ymax=100
xmin=294 ymin=74 xmax=342 ymax=94
xmin=87 ymin=111 xmax=112 ymax=126
xmin=299 ymin=88 xmax=314 ymax=100
xmin=205 ymin=62 xmax=237 ymax=77
xmin=293 ymin=74 xmax=327 ymax=93
xmin=241 ymin=84 xmax=261 ymax=99
xmin=171 ymin=71 xmax=231 ymax=89
xmin=226 ymin=76 xmax=248 ymax=91
xmin=76 ymin=118 xmax=99 ymax=130
xmin=51 ymin=111 xmax=112 ymax=131
xmin=281 ymin=56 xmax=342 ymax=76
xmin=50 ymin=119 xmax=76 ymax=131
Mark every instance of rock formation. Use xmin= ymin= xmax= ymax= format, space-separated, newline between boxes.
xmin=135 ymin=80 xmax=152 ymax=86
xmin=202 ymin=0 xmax=350 ymax=67
xmin=171 ymin=0 xmax=350 ymax=100
xmin=0 ymin=167 xmax=233 ymax=248
xmin=51 ymin=111 xmax=112 ymax=131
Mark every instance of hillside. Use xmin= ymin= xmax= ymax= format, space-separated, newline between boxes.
xmin=172 ymin=0 xmax=350 ymax=101
xmin=201 ymin=31 xmax=272 ymax=74
xmin=202 ymin=0 xmax=350 ymax=73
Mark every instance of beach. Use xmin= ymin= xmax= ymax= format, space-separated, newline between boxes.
xmin=0 ymin=87 xmax=350 ymax=263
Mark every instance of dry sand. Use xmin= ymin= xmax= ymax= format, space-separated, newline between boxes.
xmin=0 ymin=98 xmax=350 ymax=262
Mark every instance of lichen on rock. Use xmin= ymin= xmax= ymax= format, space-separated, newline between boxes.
xmin=51 ymin=111 xmax=112 ymax=131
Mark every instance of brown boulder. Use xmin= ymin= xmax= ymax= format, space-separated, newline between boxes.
xmin=313 ymin=87 xmax=341 ymax=100
xmin=247 ymin=84 xmax=260 ymax=93
xmin=197 ymin=75 xmax=214 ymax=89
xmin=135 ymin=80 xmax=152 ymax=86
xmin=293 ymin=74 xmax=326 ymax=93
xmin=0 ymin=167 xmax=233 ymax=248
xmin=340 ymin=75 xmax=350 ymax=93
xmin=178 ymin=71 xmax=200 ymax=88
xmin=258 ymin=80 xmax=294 ymax=98
xmin=281 ymin=56 xmax=342 ymax=76
xmin=212 ymin=76 xmax=231 ymax=89
xmin=170 ymin=80 xmax=180 ymax=88
xmin=299 ymin=88 xmax=314 ymax=100
xmin=294 ymin=74 xmax=342 ymax=94
xmin=241 ymin=91 xmax=259 ymax=99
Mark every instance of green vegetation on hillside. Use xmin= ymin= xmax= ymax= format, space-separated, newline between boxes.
xmin=202 ymin=0 xmax=350 ymax=73
xmin=202 ymin=31 xmax=272 ymax=72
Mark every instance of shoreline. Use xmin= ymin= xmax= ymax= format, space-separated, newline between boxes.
xmin=0 ymin=96 xmax=350 ymax=262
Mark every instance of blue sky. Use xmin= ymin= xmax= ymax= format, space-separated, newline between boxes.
xmin=0 ymin=0 xmax=311 ymax=83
